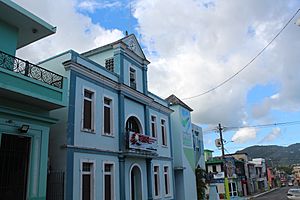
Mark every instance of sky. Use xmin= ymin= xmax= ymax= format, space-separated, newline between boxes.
xmin=14 ymin=0 xmax=300 ymax=156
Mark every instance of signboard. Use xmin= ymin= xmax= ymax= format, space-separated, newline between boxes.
xmin=213 ymin=172 xmax=225 ymax=179
xmin=180 ymin=108 xmax=192 ymax=147
xmin=128 ymin=132 xmax=157 ymax=152
xmin=224 ymin=157 xmax=236 ymax=178
xmin=211 ymin=179 xmax=225 ymax=183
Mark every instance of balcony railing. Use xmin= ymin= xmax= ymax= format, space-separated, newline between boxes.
xmin=0 ymin=50 xmax=63 ymax=89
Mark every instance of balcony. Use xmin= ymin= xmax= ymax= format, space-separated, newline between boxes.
xmin=0 ymin=50 xmax=67 ymax=110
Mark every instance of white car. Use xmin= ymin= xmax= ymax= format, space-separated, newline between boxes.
xmin=287 ymin=188 xmax=300 ymax=199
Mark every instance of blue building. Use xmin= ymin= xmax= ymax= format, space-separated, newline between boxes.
xmin=166 ymin=95 xmax=205 ymax=200
xmin=40 ymin=34 xmax=175 ymax=200
xmin=0 ymin=1 xmax=67 ymax=199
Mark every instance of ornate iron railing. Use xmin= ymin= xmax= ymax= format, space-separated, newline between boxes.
xmin=0 ymin=50 xmax=63 ymax=89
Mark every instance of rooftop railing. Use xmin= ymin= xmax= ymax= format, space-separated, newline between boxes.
xmin=0 ymin=50 xmax=63 ymax=89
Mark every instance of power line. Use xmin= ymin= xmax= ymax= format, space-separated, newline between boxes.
xmin=225 ymin=120 xmax=300 ymax=131
xmin=182 ymin=8 xmax=300 ymax=100
xmin=203 ymin=120 xmax=300 ymax=134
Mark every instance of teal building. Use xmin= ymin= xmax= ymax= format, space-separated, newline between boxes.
xmin=0 ymin=1 xmax=67 ymax=199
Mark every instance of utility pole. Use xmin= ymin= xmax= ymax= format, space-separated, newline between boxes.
xmin=218 ymin=123 xmax=230 ymax=200
xmin=219 ymin=124 xmax=225 ymax=160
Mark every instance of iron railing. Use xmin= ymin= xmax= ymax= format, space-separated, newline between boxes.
xmin=0 ymin=50 xmax=63 ymax=89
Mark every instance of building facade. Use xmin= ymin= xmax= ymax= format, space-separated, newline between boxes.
xmin=192 ymin=123 xmax=205 ymax=169
xmin=166 ymin=95 xmax=200 ymax=200
xmin=0 ymin=1 xmax=67 ymax=200
xmin=40 ymin=34 xmax=175 ymax=200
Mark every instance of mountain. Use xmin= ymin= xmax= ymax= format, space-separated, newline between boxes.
xmin=236 ymin=143 xmax=300 ymax=167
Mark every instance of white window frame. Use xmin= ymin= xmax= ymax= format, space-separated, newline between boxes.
xmin=129 ymin=163 xmax=144 ymax=200
xmin=82 ymin=87 xmax=95 ymax=133
xmin=163 ymin=165 xmax=171 ymax=197
xmin=102 ymin=95 xmax=114 ymax=137
xmin=150 ymin=115 xmax=157 ymax=138
xmin=129 ymin=67 xmax=136 ymax=88
xmin=161 ymin=118 xmax=167 ymax=146
xmin=103 ymin=161 xmax=115 ymax=200
xmin=153 ymin=165 xmax=160 ymax=199
xmin=229 ymin=181 xmax=238 ymax=197
xmin=80 ymin=159 xmax=96 ymax=200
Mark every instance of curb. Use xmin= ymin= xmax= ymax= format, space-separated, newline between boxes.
xmin=246 ymin=188 xmax=279 ymax=199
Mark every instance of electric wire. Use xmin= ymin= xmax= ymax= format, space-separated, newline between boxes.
xmin=203 ymin=120 xmax=300 ymax=134
xmin=182 ymin=8 xmax=300 ymax=100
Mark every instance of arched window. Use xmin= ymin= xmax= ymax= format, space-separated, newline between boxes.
xmin=126 ymin=116 xmax=142 ymax=133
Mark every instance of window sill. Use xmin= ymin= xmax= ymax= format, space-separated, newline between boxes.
xmin=102 ymin=133 xmax=115 ymax=138
xmin=161 ymin=145 xmax=168 ymax=148
xmin=81 ymin=129 xmax=95 ymax=134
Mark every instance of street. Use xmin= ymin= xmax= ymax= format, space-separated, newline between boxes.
xmin=253 ymin=187 xmax=292 ymax=200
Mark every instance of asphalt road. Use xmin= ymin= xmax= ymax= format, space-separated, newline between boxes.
xmin=253 ymin=186 xmax=294 ymax=200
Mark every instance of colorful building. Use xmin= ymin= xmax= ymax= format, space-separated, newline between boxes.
xmin=166 ymin=94 xmax=202 ymax=200
xmin=192 ymin=123 xmax=205 ymax=169
xmin=0 ymin=1 xmax=67 ymax=199
xmin=40 ymin=34 xmax=175 ymax=200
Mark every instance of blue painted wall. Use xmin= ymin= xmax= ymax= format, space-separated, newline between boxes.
xmin=73 ymin=77 xmax=119 ymax=151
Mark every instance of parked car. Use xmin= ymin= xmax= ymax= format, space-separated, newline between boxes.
xmin=282 ymin=182 xmax=286 ymax=187
xmin=287 ymin=188 xmax=300 ymax=199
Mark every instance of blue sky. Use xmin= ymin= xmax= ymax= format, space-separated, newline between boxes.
xmin=16 ymin=0 xmax=300 ymax=156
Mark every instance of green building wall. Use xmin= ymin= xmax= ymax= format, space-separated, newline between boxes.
xmin=0 ymin=20 xmax=18 ymax=56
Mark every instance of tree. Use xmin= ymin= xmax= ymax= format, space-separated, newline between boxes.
xmin=195 ymin=166 xmax=207 ymax=200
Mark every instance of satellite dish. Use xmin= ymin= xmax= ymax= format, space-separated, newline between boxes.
xmin=215 ymin=139 xmax=222 ymax=147
xmin=296 ymin=18 xmax=300 ymax=26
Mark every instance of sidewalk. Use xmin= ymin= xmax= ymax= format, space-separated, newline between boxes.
xmin=245 ymin=188 xmax=279 ymax=200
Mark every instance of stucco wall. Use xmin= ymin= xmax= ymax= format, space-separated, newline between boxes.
xmin=74 ymin=77 xmax=119 ymax=151
xmin=0 ymin=20 xmax=18 ymax=55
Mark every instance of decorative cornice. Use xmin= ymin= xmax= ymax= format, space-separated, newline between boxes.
xmin=63 ymin=60 xmax=173 ymax=114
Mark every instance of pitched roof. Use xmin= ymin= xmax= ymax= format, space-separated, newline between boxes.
xmin=165 ymin=94 xmax=193 ymax=111
xmin=81 ymin=34 xmax=149 ymax=62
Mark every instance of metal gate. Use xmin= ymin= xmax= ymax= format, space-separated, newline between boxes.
xmin=0 ymin=134 xmax=31 ymax=200
xmin=46 ymin=171 xmax=65 ymax=200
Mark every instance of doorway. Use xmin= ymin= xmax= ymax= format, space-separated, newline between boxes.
xmin=130 ymin=165 xmax=142 ymax=200
xmin=0 ymin=134 xmax=31 ymax=200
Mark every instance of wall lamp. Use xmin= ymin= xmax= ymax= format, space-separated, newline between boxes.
xmin=19 ymin=124 xmax=30 ymax=133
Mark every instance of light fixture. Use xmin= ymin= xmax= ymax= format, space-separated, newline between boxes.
xmin=19 ymin=124 xmax=30 ymax=133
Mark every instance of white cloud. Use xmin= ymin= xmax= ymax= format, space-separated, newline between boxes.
xmin=133 ymin=0 xmax=300 ymax=126
xmin=260 ymin=127 xmax=281 ymax=143
xmin=12 ymin=0 xmax=300 ymax=130
xmin=78 ymin=0 xmax=122 ymax=13
xmin=13 ymin=0 xmax=124 ymax=63
xmin=232 ymin=128 xmax=257 ymax=144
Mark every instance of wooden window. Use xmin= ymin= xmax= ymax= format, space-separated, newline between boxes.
xmin=129 ymin=67 xmax=136 ymax=89
xmin=212 ymin=165 xmax=217 ymax=172
xmin=83 ymin=89 xmax=94 ymax=131
xmin=163 ymin=166 xmax=170 ymax=196
xmin=82 ymin=162 xmax=94 ymax=200
xmin=151 ymin=115 xmax=157 ymax=138
xmin=153 ymin=166 xmax=160 ymax=197
xmin=104 ymin=163 xmax=114 ymax=200
xmin=161 ymin=119 xmax=167 ymax=146
xmin=103 ymin=97 xmax=113 ymax=135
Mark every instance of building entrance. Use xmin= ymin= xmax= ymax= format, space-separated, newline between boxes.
xmin=131 ymin=165 xmax=142 ymax=200
xmin=0 ymin=133 xmax=31 ymax=200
